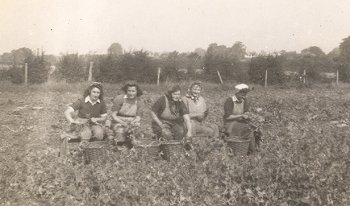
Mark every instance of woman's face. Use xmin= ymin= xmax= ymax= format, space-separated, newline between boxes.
xmin=126 ymin=86 xmax=137 ymax=99
xmin=89 ymin=87 xmax=101 ymax=101
xmin=171 ymin=90 xmax=181 ymax=101
xmin=190 ymin=85 xmax=201 ymax=97
xmin=235 ymin=91 xmax=247 ymax=102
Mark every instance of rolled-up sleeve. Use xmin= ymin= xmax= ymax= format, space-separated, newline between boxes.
xmin=71 ymin=99 xmax=82 ymax=111
xmin=111 ymin=95 xmax=124 ymax=112
xmin=151 ymin=96 xmax=165 ymax=116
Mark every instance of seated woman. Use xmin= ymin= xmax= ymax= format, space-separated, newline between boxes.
xmin=106 ymin=82 xmax=144 ymax=146
xmin=223 ymin=83 xmax=252 ymax=138
xmin=64 ymin=82 xmax=107 ymax=143
xmin=151 ymin=85 xmax=192 ymax=140
xmin=182 ymin=82 xmax=219 ymax=138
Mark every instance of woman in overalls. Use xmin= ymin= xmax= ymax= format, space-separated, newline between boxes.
xmin=182 ymin=82 xmax=219 ymax=138
xmin=151 ymin=85 xmax=192 ymax=140
xmin=107 ymin=82 xmax=144 ymax=145
xmin=223 ymin=84 xmax=252 ymax=139
xmin=64 ymin=82 xmax=107 ymax=143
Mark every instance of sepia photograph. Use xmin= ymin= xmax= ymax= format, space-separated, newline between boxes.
xmin=0 ymin=0 xmax=349 ymax=205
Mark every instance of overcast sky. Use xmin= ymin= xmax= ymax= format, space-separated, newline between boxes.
xmin=1 ymin=0 xmax=350 ymax=55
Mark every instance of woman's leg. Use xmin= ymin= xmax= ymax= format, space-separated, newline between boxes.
xmin=171 ymin=124 xmax=184 ymax=140
xmin=192 ymin=120 xmax=219 ymax=138
xmin=79 ymin=125 xmax=92 ymax=141
xmin=91 ymin=125 xmax=104 ymax=141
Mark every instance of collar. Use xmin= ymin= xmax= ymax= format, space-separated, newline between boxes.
xmin=231 ymin=95 xmax=238 ymax=102
xmin=85 ymin=96 xmax=100 ymax=105
xmin=232 ymin=95 xmax=245 ymax=104
xmin=186 ymin=93 xmax=200 ymax=102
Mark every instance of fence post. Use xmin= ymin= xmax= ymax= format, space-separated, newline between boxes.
xmin=24 ymin=63 xmax=28 ymax=85
xmin=157 ymin=67 xmax=161 ymax=85
xmin=303 ymin=69 xmax=306 ymax=85
xmin=264 ymin=70 xmax=268 ymax=88
xmin=336 ymin=69 xmax=339 ymax=86
xmin=88 ymin=61 xmax=93 ymax=81
xmin=217 ymin=70 xmax=224 ymax=84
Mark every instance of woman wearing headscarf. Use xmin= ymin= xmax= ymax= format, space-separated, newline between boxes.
xmin=223 ymin=83 xmax=251 ymax=138
xmin=106 ymin=82 xmax=144 ymax=145
xmin=151 ymin=85 xmax=192 ymax=140
xmin=64 ymin=82 xmax=107 ymax=143
xmin=182 ymin=82 xmax=219 ymax=138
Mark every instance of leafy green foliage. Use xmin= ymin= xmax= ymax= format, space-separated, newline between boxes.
xmin=248 ymin=55 xmax=285 ymax=85
xmin=1 ymin=85 xmax=347 ymax=205
xmin=57 ymin=54 xmax=87 ymax=83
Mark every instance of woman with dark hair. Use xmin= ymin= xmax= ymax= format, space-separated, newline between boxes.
xmin=106 ymin=82 xmax=144 ymax=145
xmin=64 ymin=82 xmax=107 ymax=143
xmin=151 ymin=85 xmax=192 ymax=140
xmin=182 ymin=82 xmax=219 ymax=138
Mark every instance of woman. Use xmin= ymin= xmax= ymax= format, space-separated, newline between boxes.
xmin=182 ymin=82 xmax=219 ymax=138
xmin=151 ymin=85 xmax=192 ymax=140
xmin=107 ymin=82 xmax=144 ymax=145
xmin=223 ymin=83 xmax=252 ymax=137
xmin=64 ymin=82 xmax=107 ymax=143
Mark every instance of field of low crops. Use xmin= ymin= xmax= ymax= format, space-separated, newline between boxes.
xmin=0 ymin=81 xmax=349 ymax=206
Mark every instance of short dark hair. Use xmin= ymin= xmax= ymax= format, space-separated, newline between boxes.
xmin=121 ymin=82 xmax=143 ymax=97
xmin=83 ymin=82 xmax=104 ymax=100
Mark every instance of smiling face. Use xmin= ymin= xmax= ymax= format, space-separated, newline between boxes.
xmin=89 ymin=87 xmax=101 ymax=101
xmin=126 ymin=86 xmax=137 ymax=99
xmin=190 ymin=84 xmax=201 ymax=97
xmin=171 ymin=90 xmax=181 ymax=101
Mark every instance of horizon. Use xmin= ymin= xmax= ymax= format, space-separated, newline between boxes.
xmin=1 ymin=0 xmax=350 ymax=56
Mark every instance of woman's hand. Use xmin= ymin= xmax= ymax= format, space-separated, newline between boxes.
xmin=90 ymin=117 xmax=98 ymax=124
xmin=185 ymin=131 xmax=192 ymax=138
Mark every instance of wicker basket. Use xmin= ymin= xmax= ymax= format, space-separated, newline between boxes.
xmin=81 ymin=141 xmax=110 ymax=165
xmin=159 ymin=140 xmax=184 ymax=161
xmin=225 ymin=137 xmax=251 ymax=156
xmin=134 ymin=138 xmax=160 ymax=158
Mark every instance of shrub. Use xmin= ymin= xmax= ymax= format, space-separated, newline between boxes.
xmin=57 ymin=54 xmax=87 ymax=83
xmin=248 ymin=55 xmax=285 ymax=85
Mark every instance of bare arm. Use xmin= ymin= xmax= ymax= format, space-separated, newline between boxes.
xmin=64 ymin=107 xmax=76 ymax=124
xmin=90 ymin=114 xmax=107 ymax=124
xmin=183 ymin=114 xmax=192 ymax=137
xmin=150 ymin=111 xmax=164 ymax=127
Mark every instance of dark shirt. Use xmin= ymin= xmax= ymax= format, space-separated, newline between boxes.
xmin=223 ymin=97 xmax=249 ymax=120
xmin=71 ymin=98 xmax=107 ymax=119
xmin=151 ymin=95 xmax=189 ymax=117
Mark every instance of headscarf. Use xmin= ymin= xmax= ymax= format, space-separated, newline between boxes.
xmin=235 ymin=84 xmax=250 ymax=94
xmin=186 ymin=81 xmax=201 ymax=102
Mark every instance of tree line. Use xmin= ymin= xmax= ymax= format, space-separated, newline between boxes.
xmin=1 ymin=36 xmax=350 ymax=85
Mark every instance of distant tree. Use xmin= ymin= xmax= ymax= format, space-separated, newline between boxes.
xmin=108 ymin=43 xmax=123 ymax=56
xmin=194 ymin=48 xmax=206 ymax=57
xmin=327 ymin=47 xmax=340 ymax=60
xmin=339 ymin=36 xmax=350 ymax=62
xmin=57 ymin=54 xmax=86 ymax=82
xmin=11 ymin=47 xmax=33 ymax=65
xmin=204 ymin=43 xmax=242 ymax=82
xmin=120 ymin=50 xmax=157 ymax=83
xmin=301 ymin=46 xmax=325 ymax=57
xmin=229 ymin=41 xmax=247 ymax=59
xmin=248 ymin=54 xmax=285 ymax=85
xmin=26 ymin=52 xmax=50 ymax=83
